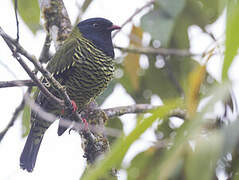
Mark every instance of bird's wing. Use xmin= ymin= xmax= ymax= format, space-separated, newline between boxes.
xmin=46 ymin=38 xmax=79 ymax=75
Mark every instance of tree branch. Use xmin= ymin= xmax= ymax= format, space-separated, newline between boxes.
xmin=39 ymin=0 xmax=72 ymax=48
xmin=115 ymin=45 xmax=197 ymax=57
xmin=104 ymin=104 xmax=157 ymax=118
xmin=103 ymin=105 xmax=186 ymax=119
xmin=0 ymin=26 xmax=64 ymax=106
xmin=0 ymin=80 xmax=35 ymax=88
xmin=74 ymin=0 xmax=93 ymax=26
xmin=14 ymin=0 xmax=19 ymax=42
xmin=112 ymin=0 xmax=155 ymax=38
xmin=0 ymin=94 xmax=26 ymax=142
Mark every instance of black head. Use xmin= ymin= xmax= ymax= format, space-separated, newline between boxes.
xmin=77 ymin=18 xmax=120 ymax=58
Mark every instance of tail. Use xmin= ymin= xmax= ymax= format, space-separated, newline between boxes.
xmin=20 ymin=91 xmax=57 ymax=172
xmin=57 ymin=122 xmax=68 ymax=136
xmin=20 ymin=125 xmax=43 ymax=172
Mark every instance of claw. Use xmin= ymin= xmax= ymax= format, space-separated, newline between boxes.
xmin=68 ymin=128 xmax=74 ymax=134
xmin=61 ymin=100 xmax=78 ymax=115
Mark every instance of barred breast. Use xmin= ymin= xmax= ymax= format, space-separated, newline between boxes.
xmin=57 ymin=38 xmax=115 ymax=111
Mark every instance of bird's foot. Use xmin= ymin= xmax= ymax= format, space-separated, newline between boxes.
xmin=68 ymin=128 xmax=74 ymax=134
xmin=68 ymin=118 xmax=88 ymax=133
xmin=70 ymin=100 xmax=78 ymax=112
xmin=82 ymin=117 xmax=89 ymax=131
xmin=61 ymin=100 xmax=78 ymax=115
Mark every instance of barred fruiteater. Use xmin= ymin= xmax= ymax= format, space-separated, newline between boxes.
xmin=20 ymin=18 xmax=120 ymax=172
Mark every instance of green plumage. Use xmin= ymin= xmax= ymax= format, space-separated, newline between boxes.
xmin=20 ymin=18 xmax=119 ymax=172
xmin=46 ymin=29 xmax=115 ymax=112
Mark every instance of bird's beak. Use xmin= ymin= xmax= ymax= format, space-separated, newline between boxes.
xmin=107 ymin=25 xmax=121 ymax=31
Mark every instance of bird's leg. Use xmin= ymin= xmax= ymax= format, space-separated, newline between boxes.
xmin=65 ymin=100 xmax=89 ymax=133
xmin=61 ymin=100 xmax=78 ymax=115
xmin=68 ymin=117 xmax=88 ymax=133
xmin=81 ymin=117 xmax=89 ymax=130
xmin=70 ymin=100 xmax=78 ymax=112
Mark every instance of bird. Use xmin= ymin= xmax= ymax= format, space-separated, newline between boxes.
xmin=20 ymin=17 xmax=120 ymax=172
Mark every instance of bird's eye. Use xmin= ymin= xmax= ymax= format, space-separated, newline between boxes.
xmin=92 ymin=23 xmax=99 ymax=28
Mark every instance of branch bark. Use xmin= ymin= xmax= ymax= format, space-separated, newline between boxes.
xmin=0 ymin=95 xmax=26 ymax=141
xmin=105 ymin=104 xmax=157 ymax=118
xmin=115 ymin=45 xmax=197 ymax=57
xmin=39 ymin=0 xmax=72 ymax=49
xmin=0 ymin=26 xmax=64 ymax=106
xmin=112 ymin=0 xmax=155 ymax=38
xmin=0 ymin=80 xmax=35 ymax=88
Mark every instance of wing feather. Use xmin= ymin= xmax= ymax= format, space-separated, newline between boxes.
xmin=46 ymin=39 xmax=79 ymax=75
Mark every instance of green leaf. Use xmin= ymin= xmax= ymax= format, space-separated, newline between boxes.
xmin=218 ymin=0 xmax=227 ymax=14
xmin=141 ymin=10 xmax=174 ymax=47
xmin=141 ymin=0 xmax=185 ymax=46
xmin=156 ymin=0 xmax=185 ymax=17
xmin=222 ymin=1 xmax=239 ymax=80
xmin=22 ymin=104 xmax=31 ymax=137
xmin=139 ymin=55 xmax=198 ymax=100
xmin=186 ymin=134 xmax=222 ymax=180
xmin=13 ymin=0 xmax=40 ymax=34
xmin=127 ymin=148 xmax=162 ymax=180
xmin=147 ymin=82 xmax=230 ymax=180
xmin=21 ymin=86 xmax=38 ymax=137
xmin=183 ymin=0 xmax=222 ymax=29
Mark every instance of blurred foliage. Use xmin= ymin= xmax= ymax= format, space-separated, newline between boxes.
xmin=122 ymin=26 xmax=142 ymax=92
xmin=21 ymin=86 xmax=38 ymax=137
xmin=5 ymin=0 xmax=239 ymax=179
xmin=185 ymin=134 xmax=222 ymax=180
xmin=223 ymin=0 xmax=239 ymax=80
xmin=82 ymin=100 xmax=181 ymax=180
xmin=82 ymin=0 xmax=239 ymax=180
xmin=12 ymin=0 xmax=41 ymax=34
xmin=127 ymin=147 xmax=163 ymax=180
xmin=21 ymin=104 xmax=30 ymax=137
xmin=105 ymin=116 xmax=123 ymax=144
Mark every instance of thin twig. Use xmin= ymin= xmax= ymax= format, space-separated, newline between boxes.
xmin=0 ymin=25 xmax=78 ymax=111
xmin=0 ymin=80 xmax=35 ymax=88
xmin=0 ymin=95 xmax=26 ymax=142
xmin=24 ymin=92 xmax=121 ymax=137
xmin=115 ymin=45 xmax=197 ymax=57
xmin=23 ymin=94 xmax=186 ymax=138
xmin=103 ymin=104 xmax=186 ymax=119
xmin=14 ymin=0 xmax=19 ymax=42
xmin=104 ymin=104 xmax=157 ymax=118
xmin=112 ymin=0 xmax=155 ymax=38
xmin=74 ymin=0 xmax=93 ymax=26
xmin=0 ymin=23 xmax=76 ymax=118
xmin=0 ymin=26 xmax=64 ymax=106
xmin=13 ymin=50 xmax=63 ymax=105
xmin=0 ymin=25 xmax=84 ymax=134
